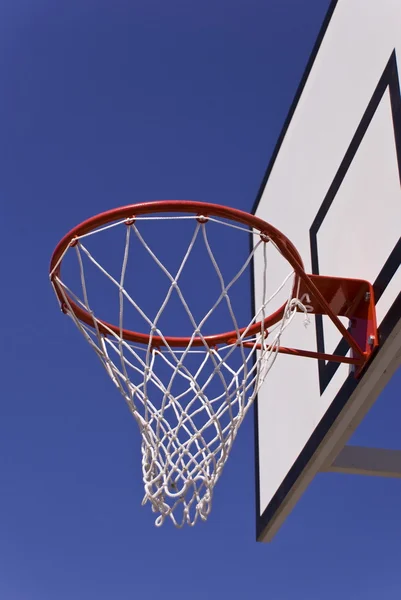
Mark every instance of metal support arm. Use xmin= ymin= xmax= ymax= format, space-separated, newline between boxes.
xmin=324 ymin=445 xmax=401 ymax=478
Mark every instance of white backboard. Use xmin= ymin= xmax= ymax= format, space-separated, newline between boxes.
xmin=253 ymin=0 xmax=401 ymax=542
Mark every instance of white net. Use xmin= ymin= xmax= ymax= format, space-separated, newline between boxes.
xmin=51 ymin=213 xmax=306 ymax=527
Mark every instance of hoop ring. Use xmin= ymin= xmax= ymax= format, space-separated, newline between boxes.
xmin=50 ymin=200 xmax=305 ymax=347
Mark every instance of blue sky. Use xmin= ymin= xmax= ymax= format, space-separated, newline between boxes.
xmin=1 ymin=1 xmax=400 ymax=598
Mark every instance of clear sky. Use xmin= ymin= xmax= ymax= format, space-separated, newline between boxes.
xmin=1 ymin=1 xmax=400 ymax=599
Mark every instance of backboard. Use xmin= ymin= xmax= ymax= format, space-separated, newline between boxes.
xmin=252 ymin=0 xmax=401 ymax=542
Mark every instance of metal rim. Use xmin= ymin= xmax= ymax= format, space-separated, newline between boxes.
xmin=50 ymin=200 xmax=305 ymax=347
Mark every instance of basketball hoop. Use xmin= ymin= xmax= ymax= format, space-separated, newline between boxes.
xmin=50 ymin=200 xmax=378 ymax=527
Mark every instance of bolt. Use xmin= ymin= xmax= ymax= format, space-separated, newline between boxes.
xmin=368 ymin=335 xmax=375 ymax=347
xmin=364 ymin=291 xmax=371 ymax=302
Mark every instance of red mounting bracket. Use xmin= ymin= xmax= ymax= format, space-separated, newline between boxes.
xmin=255 ymin=274 xmax=378 ymax=378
